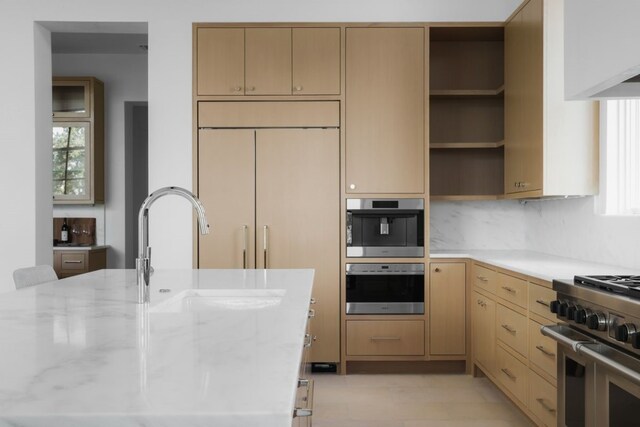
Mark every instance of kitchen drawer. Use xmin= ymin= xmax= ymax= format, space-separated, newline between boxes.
xmin=60 ymin=252 xmax=87 ymax=271
xmin=529 ymin=283 xmax=556 ymax=322
xmin=474 ymin=264 xmax=497 ymax=294
xmin=496 ymin=303 xmax=528 ymax=357
xmin=529 ymin=319 xmax=557 ymax=379
xmin=528 ymin=369 xmax=557 ymax=427
xmin=496 ymin=272 xmax=527 ymax=308
xmin=346 ymin=320 xmax=424 ymax=356
xmin=496 ymin=344 xmax=528 ymax=404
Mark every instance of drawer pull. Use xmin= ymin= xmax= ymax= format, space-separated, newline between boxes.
xmin=308 ymin=309 xmax=315 ymax=319
xmin=536 ymin=298 xmax=549 ymax=307
xmin=298 ymin=378 xmax=309 ymax=388
xmin=536 ymin=398 xmax=556 ymax=414
xmin=63 ymin=260 xmax=83 ymax=264
xmin=304 ymin=333 xmax=312 ymax=348
xmin=501 ymin=368 xmax=517 ymax=381
xmin=535 ymin=345 xmax=555 ymax=357
xmin=370 ymin=336 xmax=401 ymax=341
xmin=501 ymin=286 xmax=516 ymax=294
xmin=310 ymin=298 xmax=316 ymax=305
xmin=477 ymin=276 xmax=488 ymax=282
xmin=501 ymin=324 xmax=517 ymax=334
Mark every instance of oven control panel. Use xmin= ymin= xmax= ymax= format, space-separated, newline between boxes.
xmin=550 ymin=296 xmax=640 ymax=354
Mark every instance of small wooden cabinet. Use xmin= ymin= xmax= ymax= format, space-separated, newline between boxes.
xmin=472 ymin=289 xmax=496 ymax=375
xmin=345 ymin=27 xmax=425 ymax=194
xmin=52 ymin=77 xmax=104 ymax=205
xmin=196 ymin=27 xmax=340 ymax=96
xmin=429 ymin=262 xmax=466 ymax=356
xmin=346 ymin=320 xmax=425 ymax=356
xmin=504 ymin=0 xmax=598 ymax=197
xmin=53 ymin=248 xmax=107 ymax=279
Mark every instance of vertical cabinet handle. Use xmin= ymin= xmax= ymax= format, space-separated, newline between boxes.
xmin=242 ymin=225 xmax=248 ymax=269
xmin=263 ymin=225 xmax=268 ymax=269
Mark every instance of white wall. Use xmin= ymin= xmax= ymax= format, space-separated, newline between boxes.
xmin=565 ymin=0 xmax=640 ymax=99
xmin=0 ymin=0 xmax=522 ymax=293
xmin=52 ymin=53 xmax=148 ymax=268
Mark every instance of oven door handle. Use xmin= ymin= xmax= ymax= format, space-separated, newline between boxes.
xmin=540 ymin=324 xmax=594 ymax=352
xmin=577 ymin=342 xmax=640 ymax=386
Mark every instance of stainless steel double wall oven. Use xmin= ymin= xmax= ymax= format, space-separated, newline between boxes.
xmin=345 ymin=199 xmax=425 ymax=315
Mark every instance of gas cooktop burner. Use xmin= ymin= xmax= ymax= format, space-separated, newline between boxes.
xmin=574 ymin=275 xmax=640 ymax=298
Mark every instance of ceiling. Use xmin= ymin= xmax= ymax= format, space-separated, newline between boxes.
xmin=41 ymin=22 xmax=148 ymax=54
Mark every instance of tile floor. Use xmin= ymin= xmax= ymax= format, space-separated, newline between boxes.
xmin=310 ymin=373 xmax=535 ymax=427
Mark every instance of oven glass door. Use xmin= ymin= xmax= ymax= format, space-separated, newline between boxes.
xmin=596 ymin=364 xmax=640 ymax=427
xmin=345 ymin=271 xmax=424 ymax=314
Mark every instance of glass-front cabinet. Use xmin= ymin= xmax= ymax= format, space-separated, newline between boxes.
xmin=52 ymin=77 xmax=104 ymax=204
xmin=52 ymin=122 xmax=91 ymax=199
xmin=52 ymin=80 xmax=91 ymax=118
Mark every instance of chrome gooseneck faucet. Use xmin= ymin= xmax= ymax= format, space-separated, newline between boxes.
xmin=136 ymin=186 xmax=210 ymax=304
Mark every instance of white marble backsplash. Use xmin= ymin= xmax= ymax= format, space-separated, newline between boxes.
xmin=430 ymin=197 xmax=640 ymax=270
xmin=525 ymin=196 xmax=640 ymax=270
xmin=430 ymin=200 xmax=527 ymax=250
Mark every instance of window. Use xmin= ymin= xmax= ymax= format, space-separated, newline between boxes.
xmin=601 ymin=99 xmax=640 ymax=215
xmin=52 ymin=123 xmax=89 ymax=197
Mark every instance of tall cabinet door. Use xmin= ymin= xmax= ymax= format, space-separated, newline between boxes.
xmin=345 ymin=27 xmax=425 ymax=194
xmin=198 ymin=129 xmax=256 ymax=268
xmin=505 ymin=0 xmax=543 ymax=194
xmin=256 ymin=128 xmax=340 ymax=363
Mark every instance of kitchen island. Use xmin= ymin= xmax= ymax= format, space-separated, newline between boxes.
xmin=0 ymin=268 xmax=314 ymax=427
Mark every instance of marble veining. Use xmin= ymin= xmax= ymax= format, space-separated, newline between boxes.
xmin=430 ymin=200 xmax=526 ymax=251
xmin=0 ymin=269 xmax=314 ymax=427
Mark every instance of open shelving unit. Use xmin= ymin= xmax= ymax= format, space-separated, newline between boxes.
xmin=429 ymin=26 xmax=505 ymax=199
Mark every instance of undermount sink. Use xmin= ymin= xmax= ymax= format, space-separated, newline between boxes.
xmin=149 ymin=289 xmax=286 ymax=313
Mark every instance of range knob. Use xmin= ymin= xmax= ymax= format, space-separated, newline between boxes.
xmin=567 ymin=305 xmax=579 ymax=321
xmin=550 ymin=300 xmax=560 ymax=314
xmin=558 ymin=302 xmax=570 ymax=318
xmin=575 ymin=308 xmax=592 ymax=325
xmin=632 ymin=333 xmax=640 ymax=350
xmin=615 ymin=323 xmax=637 ymax=342
xmin=586 ymin=312 xmax=607 ymax=331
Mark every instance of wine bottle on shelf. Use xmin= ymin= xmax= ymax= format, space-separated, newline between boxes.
xmin=61 ymin=219 xmax=69 ymax=243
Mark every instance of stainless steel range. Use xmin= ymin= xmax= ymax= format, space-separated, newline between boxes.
xmin=542 ymin=275 xmax=640 ymax=427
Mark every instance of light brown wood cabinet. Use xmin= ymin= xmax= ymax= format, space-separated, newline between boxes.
xmin=429 ymin=262 xmax=466 ymax=356
xmin=472 ymin=290 xmax=496 ymax=375
xmin=196 ymin=27 xmax=340 ymax=96
xmin=198 ymin=118 xmax=340 ymax=364
xmin=472 ymin=261 xmax=558 ymax=427
xmin=504 ymin=0 xmax=598 ymax=197
xmin=429 ymin=26 xmax=505 ymax=200
xmin=52 ymin=77 xmax=104 ymax=205
xmin=53 ymin=248 xmax=107 ymax=279
xmin=346 ymin=320 xmax=425 ymax=356
xmin=345 ymin=27 xmax=425 ymax=194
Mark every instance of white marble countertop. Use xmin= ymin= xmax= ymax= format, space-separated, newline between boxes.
xmin=0 ymin=268 xmax=314 ymax=427
xmin=430 ymin=250 xmax=638 ymax=283
xmin=52 ymin=245 xmax=109 ymax=251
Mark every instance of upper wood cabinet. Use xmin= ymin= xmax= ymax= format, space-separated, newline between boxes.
xmin=504 ymin=0 xmax=598 ymax=198
xmin=196 ymin=26 xmax=340 ymax=96
xmin=52 ymin=77 xmax=104 ymax=205
xmin=345 ymin=27 xmax=425 ymax=194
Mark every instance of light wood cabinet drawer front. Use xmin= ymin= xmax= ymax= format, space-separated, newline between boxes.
xmin=474 ymin=264 xmax=497 ymax=294
xmin=199 ymin=101 xmax=340 ymax=128
xmin=529 ymin=320 xmax=557 ymax=379
xmin=529 ymin=370 xmax=557 ymax=427
xmin=496 ymin=272 xmax=528 ymax=308
xmin=496 ymin=344 xmax=528 ymax=404
xmin=496 ymin=303 xmax=528 ymax=356
xmin=529 ymin=283 xmax=556 ymax=322
xmin=346 ymin=320 xmax=424 ymax=356
xmin=60 ymin=252 xmax=87 ymax=271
